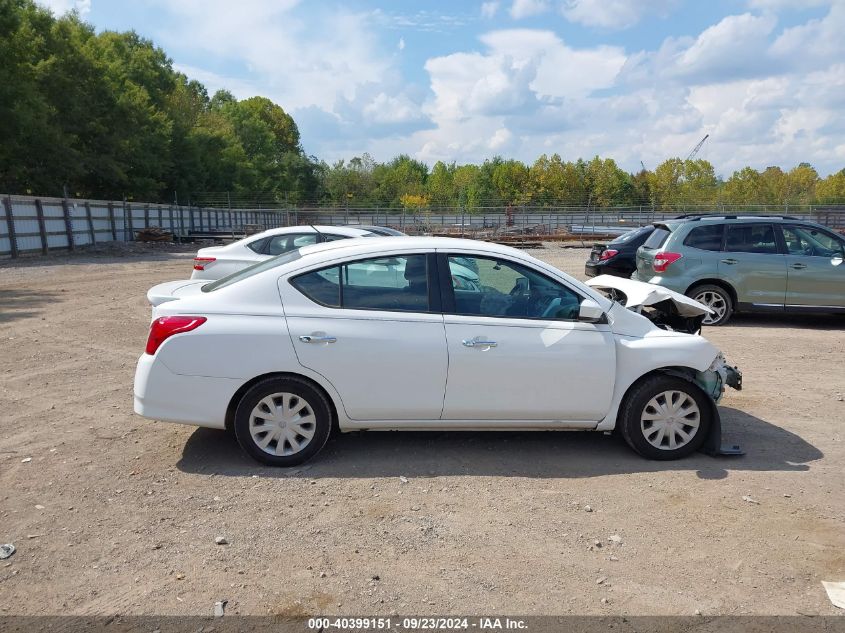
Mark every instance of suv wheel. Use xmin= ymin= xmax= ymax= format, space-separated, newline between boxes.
xmin=620 ymin=375 xmax=712 ymax=460
xmin=689 ymin=284 xmax=732 ymax=326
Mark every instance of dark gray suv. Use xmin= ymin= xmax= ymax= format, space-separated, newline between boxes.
xmin=632 ymin=215 xmax=845 ymax=325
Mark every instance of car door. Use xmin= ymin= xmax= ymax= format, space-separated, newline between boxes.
xmin=438 ymin=253 xmax=615 ymax=424
xmin=779 ymin=224 xmax=845 ymax=308
xmin=720 ymin=223 xmax=787 ymax=308
xmin=281 ymin=253 xmax=448 ymax=421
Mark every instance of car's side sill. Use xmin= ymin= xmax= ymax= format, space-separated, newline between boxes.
xmin=739 ymin=302 xmax=845 ymax=314
xmin=340 ymin=419 xmax=599 ymax=431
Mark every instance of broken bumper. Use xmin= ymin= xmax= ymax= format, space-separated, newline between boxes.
xmin=698 ymin=354 xmax=744 ymax=457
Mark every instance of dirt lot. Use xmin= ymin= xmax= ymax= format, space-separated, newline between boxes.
xmin=0 ymin=243 xmax=843 ymax=617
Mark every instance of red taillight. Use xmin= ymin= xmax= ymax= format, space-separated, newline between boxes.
xmin=652 ymin=252 xmax=682 ymax=273
xmin=145 ymin=316 xmax=207 ymax=355
xmin=599 ymin=249 xmax=619 ymax=261
xmin=193 ymin=257 xmax=216 ymax=271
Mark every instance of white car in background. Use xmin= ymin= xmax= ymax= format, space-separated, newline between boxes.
xmin=190 ymin=225 xmax=375 ymax=280
xmin=136 ymin=237 xmax=742 ymax=467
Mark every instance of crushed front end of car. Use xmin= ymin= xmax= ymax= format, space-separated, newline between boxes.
xmin=592 ymin=275 xmax=745 ymax=456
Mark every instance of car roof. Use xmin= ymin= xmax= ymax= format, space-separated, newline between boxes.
xmin=295 ymin=235 xmax=527 ymax=261
xmin=249 ymin=225 xmax=373 ymax=239
xmin=662 ymin=215 xmax=818 ymax=226
xmin=348 ymin=225 xmax=406 ymax=236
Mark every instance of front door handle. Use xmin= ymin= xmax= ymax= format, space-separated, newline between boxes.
xmin=721 ymin=258 xmax=739 ymax=265
xmin=790 ymin=263 xmax=807 ymax=270
xmin=299 ymin=335 xmax=337 ymax=344
xmin=462 ymin=339 xmax=498 ymax=348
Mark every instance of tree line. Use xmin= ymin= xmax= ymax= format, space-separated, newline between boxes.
xmin=2 ymin=0 xmax=844 ymax=210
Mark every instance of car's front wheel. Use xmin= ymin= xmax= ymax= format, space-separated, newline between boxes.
xmin=619 ymin=375 xmax=712 ymax=460
xmin=689 ymin=284 xmax=733 ymax=326
xmin=233 ymin=377 xmax=332 ymax=466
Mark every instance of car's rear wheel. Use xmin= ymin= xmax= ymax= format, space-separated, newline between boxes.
xmin=234 ymin=377 xmax=332 ymax=466
xmin=620 ymin=375 xmax=712 ymax=460
xmin=689 ymin=284 xmax=732 ymax=326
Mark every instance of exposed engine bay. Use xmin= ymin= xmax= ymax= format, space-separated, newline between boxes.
xmin=587 ymin=275 xmax=712 ymax=334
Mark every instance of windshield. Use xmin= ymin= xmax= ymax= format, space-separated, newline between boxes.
xmin=202 ymin=249 xmax=303 ymax=292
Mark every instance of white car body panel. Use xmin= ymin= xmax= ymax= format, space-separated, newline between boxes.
xmin=135 ymin=237 xmax=732 ymax=437
xmin=441 ymin=315 xmax=614 ymax=421
xmin=190 ymin=225 xmax=373 ymax=280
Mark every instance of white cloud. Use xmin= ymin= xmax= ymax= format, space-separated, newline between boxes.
xmin=560 ymin=0 xmax=677 ymax=30
xmin=747 ymin=0 xmax=832 ymax=9
xmin=37 ymin=0 xmax=91 ymax=16
xmin=398 ymin=37 xmax=405 ymax=51
xmin=481 ymin=1 xmax=500 ymax=18
xmin=509 ymin=0 xmax=550 ymax=19
xmin=148 ymin=0 xmax=389 ymax=112
xmin=620 ymin=13 xmax=777 ymax=84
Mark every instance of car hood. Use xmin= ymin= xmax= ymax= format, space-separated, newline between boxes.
xmin=586 ymin=275 xmax=712 ymax=318
xmin=147 ymin=280 xmax=207 ymax=307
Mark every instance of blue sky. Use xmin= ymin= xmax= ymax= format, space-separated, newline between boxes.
xmin=41 ymin=0 xmax=845 ymax=176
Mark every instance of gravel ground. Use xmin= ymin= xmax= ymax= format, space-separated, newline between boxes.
xmin=0 ymin=242 xmax=843 ymax=616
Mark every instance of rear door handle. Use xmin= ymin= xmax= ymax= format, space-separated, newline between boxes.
xmin=462 ymin=339 xmax=498 ymax=348
xmin=299 ymin=335 xmax=337 ymax=344
xmin=721 ymin=258 xmax=739 ymax=265
xmin=790 ymin=263 xmax=807 ymax=270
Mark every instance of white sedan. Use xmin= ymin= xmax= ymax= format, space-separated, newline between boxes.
xmin=190 ymin=225 xmax=375 ymax=280
xmin=135 ymin=237 xmax=742 ymax=466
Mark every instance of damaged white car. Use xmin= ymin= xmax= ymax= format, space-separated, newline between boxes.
xmin=134 ymin=237 xmax=743 ymax=467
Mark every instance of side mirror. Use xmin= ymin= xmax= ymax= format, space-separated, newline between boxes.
xmin=578 ymin=298 xmax=606 ymax=323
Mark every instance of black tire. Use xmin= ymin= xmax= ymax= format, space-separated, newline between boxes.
xmin=233 ymin=377 xmax=332 ymax=466
xmin=688 ymin=283 xmax=733 ymax=326
xmin=619 ymin=375 xmax=712 ymax=460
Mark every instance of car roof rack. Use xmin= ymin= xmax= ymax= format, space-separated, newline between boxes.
xmin=672 ymin=214 xmax=801 ymax=221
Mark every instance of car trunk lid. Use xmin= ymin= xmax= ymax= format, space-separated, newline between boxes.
xmin=147 ymin=280 xmax=207 ymax=307
xmin=635 ymin=224 xmax=673 ymax=278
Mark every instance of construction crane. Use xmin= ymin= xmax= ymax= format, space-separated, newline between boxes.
xmin=686 ymin=134 xmax=709 ymax=161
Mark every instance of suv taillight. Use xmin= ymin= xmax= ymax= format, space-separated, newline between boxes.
xmin=653 ymin=252 xmax=682 ymax=273
xmin=146 ymin=316 xmax=207 ymax=355
xmin=193 ymin=257 xmax=216 ymax=271
xmin=599 ymin=249 xmax=619 ymax=261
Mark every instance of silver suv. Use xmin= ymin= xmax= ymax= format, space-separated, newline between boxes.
xmin=633 ymin=215 xmax=845 ymax=325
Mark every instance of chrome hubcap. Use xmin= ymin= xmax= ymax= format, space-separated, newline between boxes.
xmin=249 ymin=392 xmax=316 ymax=456
xmin=640 ymin=390 xmax=701 ymax=451
xmin=694 ymin=291 xmax=727 ymax=325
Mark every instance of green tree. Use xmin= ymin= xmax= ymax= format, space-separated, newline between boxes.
xmin=816 ymin=169 xmax=845 ymax=203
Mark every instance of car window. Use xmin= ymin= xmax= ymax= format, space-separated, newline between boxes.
xmin=447 ymin=255 xmax=582 ymax=321
xmin=724 ymin=224 xmax=778 ymax=254
xmin=642 ymin=227 xmax=671 ymax=250
xmin=683 ymin=224 xmax=724 ymax=251
xmin=202 ymin=249 xmax=303 ymax=292
xmin=291 ymin=255 xmax=430 ymax=312
xmin=266 ymin=233 xmax=317 ymax=255
xmin=782 ymin=225 xmax=845 ymax=258
xmin=245 ymin=237 xmax=269 ymax=253
xmin=609 ymin=226 xmax=651 ymax=245
xmin=322 ymin=233 xmax=349 ymax=242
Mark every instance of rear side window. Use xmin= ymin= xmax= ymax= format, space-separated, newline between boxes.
xmin=725 ymin=224 xmax=778 ymax=254
xmin=683 ymin=225 xmax=724 ymax=251
xmin=642 ymin=227 xmax=670 ymax=249
xmin=267 ymin=233 xmax=318 ymax=256
xmin=246 ymin=237 xmax=269 ymax=253
xmin=291 ymin=255 xmax=430 ymax=312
